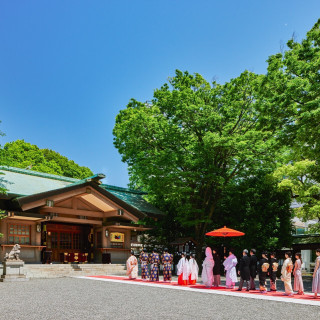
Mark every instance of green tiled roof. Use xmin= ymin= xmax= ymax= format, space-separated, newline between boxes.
xmin=101 ymin=184 xmax=162 ymax=216
xmin=0 ymin=166 xmax=162 ymax=216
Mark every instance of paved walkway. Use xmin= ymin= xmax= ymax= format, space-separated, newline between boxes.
xmin=0 ymin=277 xmax=319 ymax=320
xmin=81 ymin=275 xmax=320 ymax=307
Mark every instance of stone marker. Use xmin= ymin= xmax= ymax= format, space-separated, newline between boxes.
xmin=0 ymin=244 xmax=29 ymax=282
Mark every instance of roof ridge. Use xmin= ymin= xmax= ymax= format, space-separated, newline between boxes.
xmin=0 ymin=166 xmax=80 ymax=183
xmin=101 ymin=184 xmax=147 ymax=195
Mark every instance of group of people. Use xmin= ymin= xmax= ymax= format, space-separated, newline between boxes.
xmin=126 ymin=248 xmax=174 ymax=282
xmin=126 ymin=247 xmax=320 ymax=298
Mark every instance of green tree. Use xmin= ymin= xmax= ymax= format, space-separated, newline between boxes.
xmin=113 ymin=70 xmax=283 ymax=257
xmin=273 ymin=160 xmax=320 ymax=232
xmin=0 ymin=140 xmax=93 ymax=179
xmin=264 ymin=19 xmax=320 ymax=230
xmin=211 ymin=172 xmax=293 ymax=254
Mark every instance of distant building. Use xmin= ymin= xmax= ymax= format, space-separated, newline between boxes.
xmin=0 ymin=166 xmax=162 ymax=264
xmin=291 ymin=200 xmax=320 ymax=273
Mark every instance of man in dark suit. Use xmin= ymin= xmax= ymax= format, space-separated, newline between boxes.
xmin=237 ymin=249 xmax=250 ymax=291
xmin=249 ymin=248 xmax=258 ymax=290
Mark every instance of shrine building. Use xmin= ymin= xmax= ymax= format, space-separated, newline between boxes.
xmin=0 ymin=166 xmax=162 ymax=264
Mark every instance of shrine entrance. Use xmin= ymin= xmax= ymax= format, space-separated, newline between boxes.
xmin=44 ymin=223 xmax=92 ymax=263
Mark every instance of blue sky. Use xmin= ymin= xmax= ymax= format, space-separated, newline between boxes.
xmin=0 ymin=1 xmax=319 ymax=187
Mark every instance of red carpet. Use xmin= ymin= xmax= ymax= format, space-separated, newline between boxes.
xmin=89 ymin=275 xmax=319 ymax=302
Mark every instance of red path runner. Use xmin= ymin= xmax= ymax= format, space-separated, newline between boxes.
xmin=89 ymin=275 xmax=319 ymax=302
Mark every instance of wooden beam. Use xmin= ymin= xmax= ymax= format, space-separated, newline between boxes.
xmin=20 ymin=187 xmax=88 ymax=211
xmin=50 ymin=216 xmax=102 ymax=225
xmin=40 ymin=206 xmax=104 ymax=218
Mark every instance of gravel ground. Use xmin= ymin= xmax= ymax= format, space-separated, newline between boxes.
xmin=0 ymin=278 xmax=319 ymax=320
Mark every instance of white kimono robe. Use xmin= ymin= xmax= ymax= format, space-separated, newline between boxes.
xmin=223 ymin=254 xmax=238 ymax=288
xmin=189 ymin=258 xmax=199 ymax=281
xmin=126 ymin=255 xmax=138 ymax=279
xmin=202 ymin=247 xmax=215 ymax=287
xmin=177 ymin=257 xmax=190 ymax=281
xmin=281 ymin=258 xmax=293 ymax=295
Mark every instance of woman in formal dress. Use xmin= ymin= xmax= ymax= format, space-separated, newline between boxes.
xmin=188 ymin=254 xmax=199 ymax=285
xmin=293 ymin=252 xmax=304 ymax=295
xmin=223 ymin=249 xmax=238 ymax=289
xmin=258 ymin=251 xmax=269 ymax=294
xmin=126 ymin=251 xmax=138 ymax=279
xmin=281 ymin=251 xmax=294 ymax=296
xmin=269 ymin=252 xmax=278 ymax=291
xmin=312 ymin=248 xmax=320 ymax=299
xmin=177 ymin=253 xmax=189 ymax=285
xmin=202 ymin=247 xmax=214 ymax=288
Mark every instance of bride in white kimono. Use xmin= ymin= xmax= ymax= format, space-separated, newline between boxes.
xmin=202 ymin=247 xmax=215 ymax=288
xmin=126 ymin=251 xmax=138 ymax=279
xmin=223 ymin=250 xmax=238 ymax=289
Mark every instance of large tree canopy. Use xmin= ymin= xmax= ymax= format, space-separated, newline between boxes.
xmin=114 ymin=70 xmax=285 ymax=255
xmin=0 ymin=140 xmax=93 ymax=179
xmin=265 ymin=19 xmax=320 ymax=230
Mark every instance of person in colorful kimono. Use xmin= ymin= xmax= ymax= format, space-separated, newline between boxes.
xmin=188 ymin=254 xmax=199 ymax=285
xmin=223 ymin=249 xmax=238 ymax=289
xmin=293 ymin=252 xmax=304 ymax=295
xmin=249 ymin=249 xmax=257 ymax=290
xmin=177 ymin=253 xmax=189 ymax=285
xmin=281 ymin=251 xmax=294 ymax=296
xmin=212 ymin=248 xmax=221 ymax=287
xmin=258 ymin=251 xmax=269 ymax=293
xmin=161 ymin=248 xmax=173 ymax=282
xmin=268 ymin=252 xmax=278 ymax=291
xmin=149 ymin=249 xmax=160 ymax=282
xmin=126 ymin=251 xmax=138 ymax=279
xmin=312 ymin=248 xmax=320 ymax=299
xmin=139 ymin=248 xmax=149 ymax=281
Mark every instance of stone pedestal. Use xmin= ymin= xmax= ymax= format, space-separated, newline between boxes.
xmin=0 ymin=260 xmax=29 ymax=282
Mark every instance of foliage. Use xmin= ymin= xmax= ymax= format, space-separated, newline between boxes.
xmin=273 ymin=160 xmax=320 ymax=232
xmin=264 ymin=19 xmax=320 ymax=230
xmin=141 ymin=171 xmax=293 ymax=257
xmin=114 ymin=69 xmax=284 ymax=256
xmin=211 ymin=172 xmax=293 ymax=254
xmin=0 ymin=140 xmax=93 ymax=179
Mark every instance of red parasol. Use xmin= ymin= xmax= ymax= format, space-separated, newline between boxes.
xmin=205 ymin=226 xmax=245 ymax=237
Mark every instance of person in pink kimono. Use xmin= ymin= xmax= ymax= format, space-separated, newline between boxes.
xmin=293 ymin=252 xmax=304 ymax=295
xmin=126 ymin=251 xmax=138 ymax=279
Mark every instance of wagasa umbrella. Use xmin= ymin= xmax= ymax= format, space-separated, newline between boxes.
xmin=205 ymin=226 xmax=245 ymax=237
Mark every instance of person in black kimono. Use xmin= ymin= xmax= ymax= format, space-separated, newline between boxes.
xmin=259 ymin=251 xmax=270 ymax=293
xmin=269 ymin=252 xmax=278 ymax=291
xmin=237 ymin=249 xmax=250 ymax=291
xmin=249 ymin=249 xmax=257 ymax=290
xmin=212 ymin=248 xmax=221 ymax=287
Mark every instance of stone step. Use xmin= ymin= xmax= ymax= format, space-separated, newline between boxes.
xmin=19 ymin=263 xmax=127 ymax=279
